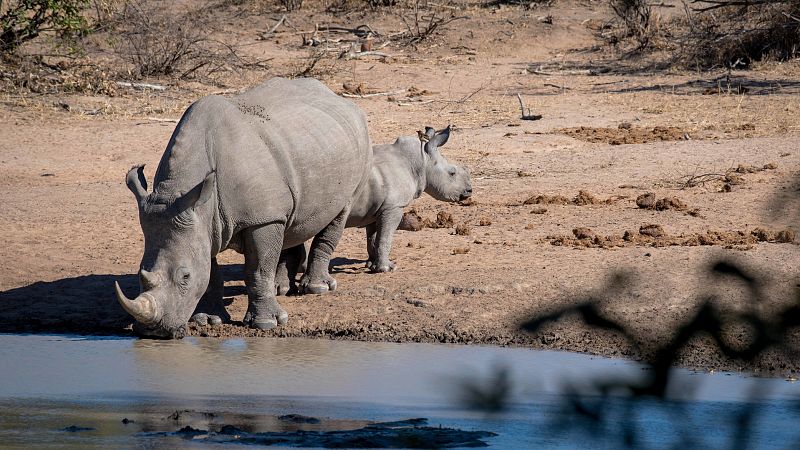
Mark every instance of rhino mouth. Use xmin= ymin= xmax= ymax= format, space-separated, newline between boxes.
xmin=133 ymin=322 xmax=187 ymax=339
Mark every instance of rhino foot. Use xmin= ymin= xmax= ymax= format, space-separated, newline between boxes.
xmin=191 ymin=313 xmax=223 ymax=327
xmin=243 ymin=302 xmax=289 ymax=330
xmin=366 ymin=260 xmax=396 ymax=273
xmin=299 ymin=273 xmax=337 ymax=294
xmin=275 ymin=276 xmax=297 ymax=296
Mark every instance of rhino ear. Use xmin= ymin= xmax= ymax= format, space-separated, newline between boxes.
xmin=424 ymin=125 xmax=450 ymax=154
xmin=175 ymin=171 xmax=215 ymax=215
xmin=435 ymin=125 xmax=451 ymax=147
xmin=126 ymin=165 xmax=148 ymax=206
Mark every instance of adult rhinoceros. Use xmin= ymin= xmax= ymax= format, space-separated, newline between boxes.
xmin=115 ymin=77 xmax=372 ymax=338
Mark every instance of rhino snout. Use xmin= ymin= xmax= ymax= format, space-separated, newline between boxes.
xmin=460 ymin=187 xmax=473 ymax=201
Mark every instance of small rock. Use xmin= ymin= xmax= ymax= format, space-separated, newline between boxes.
xmin=618 ymin=122 xmax=632 ymax=129
xmin=724 ymin=173 xmax=744 ymax=185
xmin=219 ymin=424 xmax=245 ymax=435
xmin=455 ymin=223 xmax=471 ymax=236
xmin=735 ymin=164 xmax=757 ymax=174
xmin=430 ymin=211 xmax=454 ymax=228
xmin=639 ymin=224 xmax=665 ymax=237
xmin=655 ymin=197 xmax=687 ymax=211
xmin=62 ymin=426 xmax=94 ymax=432
xmin=452 ymin=247 xmax=470 ymax=255
xmin=573 ymin=190 xmax=598 ymax=206
xmin=175 ymin=425 xmax=206 ymax=436
xmin=279 ymin=414 xmax=321 ymax=424
xmin=636 ymin=192 xmax=656 ymax=209
xmin=530 ymin=206 xmax=547 ymax=214
xmin=478 ymin=218 xmax=492 ymax=226
xmin=398 ymin=210 xmax=424 ymax=231
xmin=775 ymin=229 xmax=796 ymax=243
xmin=572 ymin=227 xmax=596 ymax=240
xmin=540 ymin=332 xmax=559 ymax=345
xmin=751 ymin=228 xmax=774 ymax=242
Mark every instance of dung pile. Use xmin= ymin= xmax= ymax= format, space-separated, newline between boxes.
xmin=547 ymin=226 xmax=795 ymax=249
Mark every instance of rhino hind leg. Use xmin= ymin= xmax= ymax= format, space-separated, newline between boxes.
xmin=366 ymin=208 xmax=403 ymax=273
xmin=242 ymin=223 xmax=289 ymax=330
xmin=365 ymin=223 xmax=378 ymax=269
xmin=191 ymin=257 xmax=230 ymax=326
xmin=299 ymin=206 xmax=350 ymax=294
xmin=276 ymin=244 xmax=306 ymax=296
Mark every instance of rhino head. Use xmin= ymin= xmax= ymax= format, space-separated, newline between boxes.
xmin=421 ymin=126 xmax=472 ymax=202
xmin=115 ymin=165 xmax=215 ymax=339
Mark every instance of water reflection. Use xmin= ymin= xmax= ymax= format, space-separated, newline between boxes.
xmin=2 ymin=335 xmax=800 ymax=448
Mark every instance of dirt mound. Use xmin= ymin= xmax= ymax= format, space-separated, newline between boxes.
xmin=635 ymin=192 xmax=699 ymax=216
xmin=398 ymin=209 xmax=456 ymax=231
xmin=548 ymin=227 xmax=796 ymax=249
xmin=556 ymin=125 xmax=688 ymax=145
xmin=523 ymin=190 xmax=623 ymax=206
xmin=636 ymin=193 xmax=690 ymax=211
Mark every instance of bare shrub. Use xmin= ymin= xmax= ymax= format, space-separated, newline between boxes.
xmin=680 ymin=0 xmax=800 ymax=67
xmin=112 ymin=1 xmax=256 ymax=79
xmin=607 ymin=0 xmax=655 ymax=49
xmin=398 ymin=0 xmax=466 ymax=45
xmin=280 ymin=0 xmax=303 ymax=11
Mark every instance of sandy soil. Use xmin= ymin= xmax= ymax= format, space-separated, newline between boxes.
xmin=1 ymin=1 xmax=799 ymax=376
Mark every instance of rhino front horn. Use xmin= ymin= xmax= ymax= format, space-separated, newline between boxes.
xmin=115 ymin=281 xmax=159 ymax=325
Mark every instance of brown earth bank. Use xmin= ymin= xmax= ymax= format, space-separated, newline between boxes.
xmin=1 ymin=0 xmax=800 ymax=378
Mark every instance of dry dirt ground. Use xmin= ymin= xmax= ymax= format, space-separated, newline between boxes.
xmin=1 ymin=1 xmax=799 ymax=376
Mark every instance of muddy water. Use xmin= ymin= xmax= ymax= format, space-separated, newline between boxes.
xmin=1 ymin=335 xmax=799 ymax=448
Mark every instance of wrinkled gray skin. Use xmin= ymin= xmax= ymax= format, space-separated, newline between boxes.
xmin=275 ymin=126 xmax=471 ymax=294
xmin=115 ymin=77 xmax=371 ymax=338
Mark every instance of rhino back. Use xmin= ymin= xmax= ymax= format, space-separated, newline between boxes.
xmin=147 ymin=78 xmax=371 ymax=251
xmin=231 ymin=78 xmax=371 ymax=245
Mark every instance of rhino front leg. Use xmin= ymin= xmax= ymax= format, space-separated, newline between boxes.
xmin=191 ymin=257 xmax=230 ymax=326
xmin=242 ymin=223 xmax=289 ymax=330
xmin=276 ymin=244 xmax=306 ymax=296
xmin=368 ymin=208 xmax=404 ymax=273
xmin=299 ymin=206 xmax=350 ymax=294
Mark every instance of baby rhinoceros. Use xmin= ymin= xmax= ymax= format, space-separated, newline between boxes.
xmin=277 ymin=125 xmax=471 ymax=294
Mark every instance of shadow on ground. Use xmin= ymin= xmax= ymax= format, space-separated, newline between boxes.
xmin=0 ymin=259 xmax=367 ymax=334
xmin=0 ymin=274 xmax=137 ymax=335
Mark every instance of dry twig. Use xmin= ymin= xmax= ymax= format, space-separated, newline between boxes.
xmin=516 ymin=93 xmax=543 ymax=121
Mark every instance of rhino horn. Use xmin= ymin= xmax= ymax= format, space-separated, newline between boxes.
xmin=115 ymin=281 xmax=159 ymax=325
xmin=139 ymin=269 xmax=159 ymax=290
xmin=126 ymin=165 xmax=148 ymax=206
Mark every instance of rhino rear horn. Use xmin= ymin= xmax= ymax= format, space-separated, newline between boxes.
xmin=126 ymin=165 xmax=148 ymax=206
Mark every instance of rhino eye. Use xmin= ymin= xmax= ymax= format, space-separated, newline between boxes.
xmin=175 ymin=267 xmax=191 ymax=284
xmin=448 ymin=167 xmax=457 ymax=177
